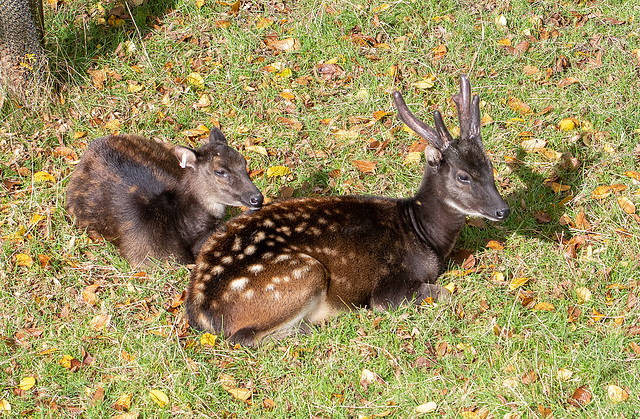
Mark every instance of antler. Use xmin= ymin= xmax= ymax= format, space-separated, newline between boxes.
xmin=451 ymin=74 xmax=481 ymax=141
xmin=393 ymin=91 xmax=447 ymax=150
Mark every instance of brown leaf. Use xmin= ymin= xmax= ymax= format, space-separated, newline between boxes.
xmin=314 ymin=63 xmax=345 ymax=81
xmin=592 ymin=185 xmax=612 ymax=199
xmin=91 ymin=385 xmax=105 ymax=405
xmin=537 ymin=404 xmax=553 ymax=418
xmin=617 ymin=196 xmax=636 ymax=214
xmin=575 ymin=211 xmax=591 ymax=230
xmin=567 ymin=305 xmax=582 ymax=323
xmin=277 ymin=116 xmax=303 ymax=131
xmin=452 ymin=249 xmax=475 ymax=269
xmin=508 ymin=96 xmax=532 ymax=114
xmin=352 ymin=160 xmax=376 ymax=174
xmin=629 ymin=341 xmax=640 ymax=355
xmin=486 ymin=240 xmax=504 ymax=251
xmin=523 ymin=65 xmax=540 ymax=76
xmin=82 ymin=284 xmax=100 ymax=306
xmin=534 ymin=211 xmax=552 ymax=223
xmin=625 ymin=171 xmax=640 ymax=182
xmin=568 ymin=386 xmax=592 ymax=407
xmin=558 ymin=77 xmax=580 ymax=88
xmin=521 ymin=370 xmax=538 ymax=385
xmin=264 ymin=36 xmax=300 ymax=53
xmin=53 ymin=146 xmax=79 ymax=162
xmin=432 ymin=44 xmax=447 ymax=60
xmin=514 ymin=40 xmax=530 ymax=55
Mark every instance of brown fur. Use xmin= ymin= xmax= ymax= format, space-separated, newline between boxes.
xmin=65 ymin=128 xmax=263 ymax=266
xmin=185 ymin=75 xmax=509 ymax=346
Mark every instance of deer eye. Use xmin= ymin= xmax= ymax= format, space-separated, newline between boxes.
xmin=457 ymin=171 xmax=471 ymax=184
xmin=214 ymin=170 xmax=228 ymax=178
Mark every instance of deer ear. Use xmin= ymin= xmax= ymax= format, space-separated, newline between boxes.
xmin=208 ymin=126 xmax=228 ymax=145
xmin=424 ymin=146 xmax=442 ymax=168
xmin=175 ymin=146 xmax=198 ymax=169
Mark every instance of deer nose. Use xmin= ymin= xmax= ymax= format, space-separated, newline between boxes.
xmin=249 ymin=194 xmax=264 ymax=208
xmin=495 ymin=207 xmax=510 ymax=221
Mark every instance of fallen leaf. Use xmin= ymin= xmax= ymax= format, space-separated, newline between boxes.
xmin=558 ymin=118 xmax=576 ymax=131
xmin=200 ymin=333 xmax=217 ymax=347
xmin=352 ymin=160 xmax=376 ymax=174
xmin=112 ymin=412 xmax=139 ymax=419
xmin=607 ymin=384 xmax=629 ymax=402
xmin=521 ymin=370 xmax=537 ymax=385
xmin=332 ymin=129 xmax=359 ymax=140
xmin=266 ymin=166 xmax=290 ymax=177
xmin=625 ymin=171 xmax=640 ymax=182
xmin=412 ymin=76 xmax=436 ymax=90
xmin=415 ymin=401 xmax=437 ymax=413
xmin=219 ymin=373 xmax=252 ymax=402
xmin=486 ymin=240 xmax=504 ymax=251
xmin=277 ymin=116 xmax=303 ymax=131
xmin=534 ymin=302 xmax=555 ymax=311
xmin=509 ymin=277 xmax=529 ymax=291
xmin=82 ymin=284 xmax=100 ymax=306
xmin=432 ymin=44 xmax=447 ymax=60
xmin=568 ymin=386 xmax=591 ymax=407
xmin=403 ymin=151 xmax=422 ymax=166
xmin=534 ymin=211 xmax=552 ymax=223
xmin=245 ymin=145 xmax=268 ymax=156
xmin=520 ymin=138 xmax=546 ymax=151
xmin=508 ymin=96 xmax=532 ymax=114
xmin=592 ymin=185 xmax=612 ymax=199
xmin=265 ymin=37 xmax=300 ymax=52
xmin=186 ymin=72 xmax=205 ymax=89
xmin=89 ymin=314 xmax=111 ymax=331
xmin=148 ymin=389 xmax=169 ymax=408
xmin=523 ymin=65 xmax=540 ymax=76
xmin=502 ymin=377 xmax=519 ymax=388
xmin=18 ymin=376 xmax=36 ymax=391
xmin=33 ymin=171 xmax=55 ymax=182
xmin=127 ymin=82 xmax=144 ymax=93
xmin=558 ymin=77 xmax=579 ymax=88
xmin=575 ymin=287 xmax=592 ymax=303
xmin=0 ymin=400 xmax=10 ymax=411
xmin=112 ymin=393 xmax=133 ymax=411
xmin=557 ymin=368 xmax=573 ymax=381
xmin=15 ymin=253 xmax=33 ymax=268
xmin=617 ymin=196 xmax=636 ymax=214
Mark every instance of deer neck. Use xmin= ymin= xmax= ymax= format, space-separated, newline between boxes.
xmin=406 ymin=185 xmax=467 ymax=259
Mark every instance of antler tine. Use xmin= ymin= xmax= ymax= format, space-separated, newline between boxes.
xmin=469 ymin=94 xmax=481 ymax=138
xmin=393 ymin=91 xmax=443 ymax=150
xmin=451 ymin=74 xmax=471 ymax=140
xmin=433 ymin=110 xmax=453 ymax=149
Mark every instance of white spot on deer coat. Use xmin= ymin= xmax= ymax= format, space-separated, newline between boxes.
xmin=212 ymin=265 xmax=224 ymax=275
xmin=229 ymin=277 xmax=249 ymax=292
xmin=262 ymin=252 xmax=275 ymax=260
xmin=309 ymin=226 xmax=322 ymax=236
xmin=248 ymin=264 xmax=264 ymax=274
xmin=277 ymin=225 xmax=291 ymax=235
xmin=253 ymin=231 xmax=266 ymax=242
xmin=221 ymin=255 xmax=233 ymax=265
xmin=265 ymin=284 xmax=275 ymax=291
xmin=274 ymin=254 xmax=291 ymax=263
xmin=262 ymin=218 xmax=275 ymax=228
xmin=245 ymin=245 xmax=257 ymax=255
xmin=232 ymin=236 xmax=242 ymax=252
xmin=243 ymin=289 xmax=254 ymax=299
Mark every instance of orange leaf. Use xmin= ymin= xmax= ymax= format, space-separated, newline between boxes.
xmin=592 ymin=185 xmax=612 ymax=199
xmin=617 ymin=196 xmax=636 ymax=214
xmin=486 ymin=240 xmax=504 ymax=251
xmin=625 ymin=171 xmax=640 ymax=182
xmin=432 ymin=44 xmax=447 ymax=60
xmin=558 ymin=77 xmax=580 ymax=88
xmin=352 ymin=160 xmax=376 ymax=174
xmin=508 ymin=96 xmax=532 ymax=114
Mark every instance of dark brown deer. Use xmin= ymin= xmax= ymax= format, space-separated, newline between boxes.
xmin=65 ymin=127 xmax=263 ymax=266
xmin=185 ymin=75 xmax=509 ymax=346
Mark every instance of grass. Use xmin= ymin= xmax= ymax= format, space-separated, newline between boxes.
xmin=1 ymin=0 xmax=639 ymax=417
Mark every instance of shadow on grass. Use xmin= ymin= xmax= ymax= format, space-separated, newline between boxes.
xmin=45 ymin=0 xmax=180 ymax=85
xmin=456 ymin=144 xmax=599 ymax=257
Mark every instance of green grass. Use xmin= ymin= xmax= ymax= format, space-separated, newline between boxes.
xmin=1 ymin=0 xmax=639 ymax=417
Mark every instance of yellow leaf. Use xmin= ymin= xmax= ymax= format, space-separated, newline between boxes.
xmin=486 ymin=240 xmax=504 ymax=251
xmin=60 ymin=354 xmax=74 ymax=369
xmin=19 ymin=376 xmax=36 ymax=391
xmin=415 ymin=401 xmax=437 ymax=413
xmin=509 ymin=277 xmax=529 ymax=290
xmin=73 ymin=131 xmax=86 ymax=140
xmin=534 ymin=302 xmax=555 ymax=311
xmin=575 ymin=287 xmax=592 ymax=303
xmin=149 ymin=389 xmax=169 ymax=408
xmin=603 ymin=143 xmax=615 ymax=154
xmin=245 ymin=145 xmax=268 ymax=156
xmin=607 ymin=384 xmax=629 ymax=402
xmin=127 ymin=82 xmax=144 ymax=93
xmin=403 ymin=151 xmax=422 ymax=166
xmin=495 ymin=14 xmax=507 ymax=27
xmin=412 ymin=76 xmax=436 ymax=89
xmin=444 ymin=282 xmax=457 ymax=294
xmin=276 ymin=68 xmax=292 ymax=78
xmin=196 ymin=0 xmax=204 ymax=7
xmin=113 ymin=393 xmax=133 ymax=411
xmin=617 ymin=196 xmax=636 ymax=214
xmin=373 ymin=110 xmax=389 ymax=120
xmin=333 ymin=129 xmax=359 ymax=140
xmin=33 ymin=171 xmax=55 ymax=182
xmin=502 ymin=377 xmax=519 ymax=388
xmin=279 ymin=91 xmax=295 ymax=100
xmin=625 ymin=171 xmax=640 ymax=182
xmin=360 ymin=368 xmax=377 ymax=385
xmin=112 ymin=412 xmax=139 ymax=419
xmin=187 ymin=72 xmax=205 ymax=89
xmin=266 ymin=166 xmax=291 ymax=177
xmin=557 ymin=368 xmax=573 ymax=381
xmin=227 ymin=387 xmax=252 ymax=401
xmin=200 ymin=332 xmax=217 ymax=347
xmin=497 ymin=38 xmax=512 ymax=46
xmin=592 ymin=185 xmax=612 ymax=199
xmin=558 ymin=118 xmax=576 ymax=131
xmin=256 ymin=17 xmax=273 ymax=29
xmin=520 ymin=138 xmax=546 ymax=151
xmin=0 ymin=399 xmax=10 ymax=411
xmin=372 ymin=3 xmax=390 ymax=12
xmin=103 ymin=119 xmax=121 ymax=132
xmin=219 ymin=373 xmax=252 ymax=401
xmin=15 ymin=253 xmax=33 ymax=268
xmin=352 ymin=160 xmax=376 ymax=174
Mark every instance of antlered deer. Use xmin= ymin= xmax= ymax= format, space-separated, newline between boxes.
xmin=185 ymin=75 xmax=509 ymax=346
xmin=65 ymin=128 xmax=263 ymax=266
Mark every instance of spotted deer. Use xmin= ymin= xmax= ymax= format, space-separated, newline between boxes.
xmin=185 ymin=75 xmax=509 ymax=346
xmin=65 ymin=127 xmax=263 ymax=266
